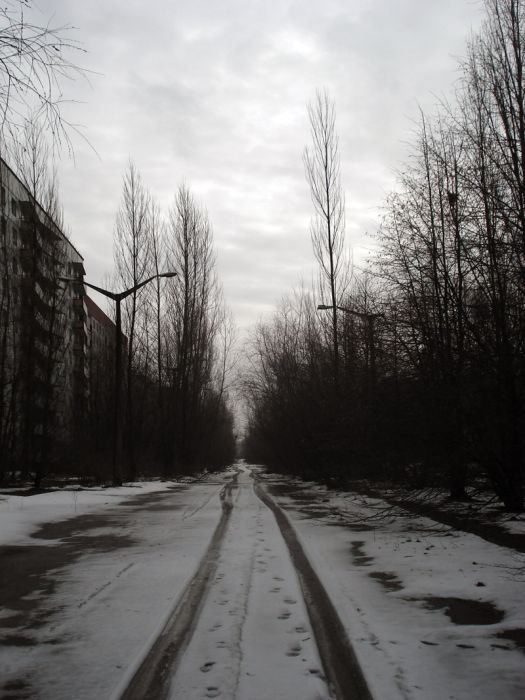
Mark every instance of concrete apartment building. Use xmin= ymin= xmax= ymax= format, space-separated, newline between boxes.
xmin=84 ymin=295 xmax=116 ymax=454
xmin=0 ymin=158 xmax=113 ymax=476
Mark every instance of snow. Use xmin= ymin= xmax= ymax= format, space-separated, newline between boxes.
xmin=360 ymin=483 xmax=525 ymax=538
xmin=0 ymin=482 xmax=173 ymax=546
xmin=1 ymin=466 xmax=524 ymax=699
xmin=0 ymin=478 xmax=228 ymax=698
xmin=167 ymin=468 xmax=329 ymax=700
xmin=263 ymin=474 xmax=525 ymax=700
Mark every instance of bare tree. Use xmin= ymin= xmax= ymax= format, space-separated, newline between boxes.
xmin=145 ymin=199 xmax=170 ymax=471
xmin=113 ymin=161 xmax=152 ymax=480
xmin=165 ymin=184 xmax=231 ymax=472
xmin=107 ymin=174 xmax=235 ymax=478
xmin=0 ymin=1 xmax=87 ymax=150
xmin=304 ymin=89 xmax=348 ymax=385
xmin=455 ymin=2 xmax=525 ymax=509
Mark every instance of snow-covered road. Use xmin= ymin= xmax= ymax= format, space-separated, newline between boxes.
xmin=1 ymin=475 xmax=229 ymax=698
xmin=1 ymin=463 xmax=524 ymax=699
xmin=165 ymin=467 xmax=330 ymax=700
xmin=1 ymin=466 xmax=355 ymax=699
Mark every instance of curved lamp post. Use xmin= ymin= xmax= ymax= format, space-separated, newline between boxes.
xmin=62 ymin=272 xmax=177 ymax=485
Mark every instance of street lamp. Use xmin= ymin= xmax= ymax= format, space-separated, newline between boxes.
xmin=61 ymin=272 xmax=177 ymax=485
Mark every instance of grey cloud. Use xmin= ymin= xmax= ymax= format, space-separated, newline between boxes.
xmin=34 ymin=0 xmax=483 ymax=333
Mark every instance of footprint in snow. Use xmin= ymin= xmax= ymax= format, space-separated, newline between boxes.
xmin=270 ymin=586 xmax=281 ymax=593
xmin=205 ymin=687 xmax=221 ymax=698
xmin=273 ymin=576 xmax=284 ymax=582
xmin=200 ymin=662 xmax=215 ymax=673
xmin=308 ymin=668 xmax=324 ymax=678
xmin=283 ymin=597 xmax=297 ymax=605
xmin=295 ymin=625 xmax=307 ymax=633
xmin=209 ymin=623 xmax=222 ymax=631
xmin=286 ymin=641 xmax=302 ymax=657
xmin=278 ymin=609 xmax=291 ymax=620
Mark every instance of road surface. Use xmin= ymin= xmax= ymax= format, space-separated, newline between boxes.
xmin=0 ymin=465 xmax=370 ymax=700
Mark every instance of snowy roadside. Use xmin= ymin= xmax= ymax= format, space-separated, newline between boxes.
xmin=0 ymin=481 xmax=175 ymax=546
xmin=262 ymin=471 xmax=525 ymax=700
xmin=0 ymin=474 xmax=232 ymax=699
xmin=348 ymin=482 xmax=525 ymax=545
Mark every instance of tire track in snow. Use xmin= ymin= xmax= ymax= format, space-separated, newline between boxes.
xmin=117 ymin=472 xmax=239 ymax=700
xmin=229 ymin=503 xmax=258 ymax=699
xmin=254 ymin=478 xmax=373 ymax=700
xmin=77 ymin=562 xmax=135 ymax=609
xmin=181 ymin=484 xmax=224 ymax=521
xmin=168 ymin=468 xmax=329 ymax=700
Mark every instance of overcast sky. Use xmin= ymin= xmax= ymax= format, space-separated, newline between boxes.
xmin=36 ymin=0 xmax=483 ymax=331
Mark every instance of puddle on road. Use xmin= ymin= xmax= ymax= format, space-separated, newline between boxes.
xmin=297 ymin=507 xmax=332 ymax=519
xmin=420 ymin=597 xmax=505 ymax=625
xmin=267 ymin=482 xmax=324 ymax=504
xmin=0 ymin=633 xmax=60 ymax=648
xmin=1 ymin=512 xmax=138 ymax=637
xmin=350 ymin=540 xmax=374 ymax=566
xmin=496 ymin=628 xmax=525 ymax=653
xmin=32 ymin=515 xmax=137 ymax=551
xmin=0 ymin=634 xmax=36 ymax=647
xmin=283 ymin=492 xmax=320 ymax=504
xmin=2 ymin=678 xmax=31 ymax=695
xmin=62 ymin=533 xmax=135 ymax=551
xmin=368 ymin=571 xmax=403 ymax=591
xmin=118 ymin=490 xmax=188 ymax=510
xmin=342 ymin=522 xmax=375 ymax=532
xmin=33 ymin=515 xmax=114 ymax=539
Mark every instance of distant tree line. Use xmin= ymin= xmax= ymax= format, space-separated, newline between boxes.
xmin=85 ymin=163 xmax=237 ymax=481
xmin=0 ymin=152 xmax=237 ymax=485
xmin=0 ymin=3 xmax=237 ymax=484
xmin=243 ymin=0 xmax=525 ymax=511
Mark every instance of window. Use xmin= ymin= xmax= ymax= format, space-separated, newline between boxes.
xmin=11 ymin=198 xmax=17 ymax=217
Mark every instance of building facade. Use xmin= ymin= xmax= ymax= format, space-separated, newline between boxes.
xmin=0 ymin=158 xmax=88 ymax=478
xmin=84 ymin=295 xmax=116 ymax=459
